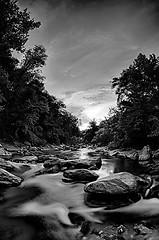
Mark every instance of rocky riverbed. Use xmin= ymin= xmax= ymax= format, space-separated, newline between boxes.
xmin=0 ymin=143 xmax=159 ymax=239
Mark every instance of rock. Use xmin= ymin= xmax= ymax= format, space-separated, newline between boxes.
xmin=139 ymin=145 xmax=152 ymax=165
xmin=43 ymin=158 xmax=60 ymax=168
xmin=60 ymin=157 xmax=102 ymax=171
xmin=111 ymin=152 xmax=127 ymax=160
xmin=0 ymin=168 xmax=22 ymax=187
xmin=152 ymin=149 xmax=159 ymax=160
xmin=126 ymin=152 xmax=139 ymax=161
xmin=38 ymin=154 xmax=56 ymax=162
xmin=0 ymin=158 xmax=15 ymax=171
xmin=133 ymin=223 xmax=153 ymax=236
xmin=34 ymin=165 xmax=61 ymax=176
xmin=63 ymin=169 xmax=99 ymax=182
xmin=29 ymin=147 xmax=37 ymax=151
xmin=12 ymin=155 xmax=38 ymax=163
xmin=84 ymin=172 xmax=144 ymax=194
xmin=6 ymin=147 xmax=21 ymax=152
xmin=0 ymin=148 xmax=12 ymax=159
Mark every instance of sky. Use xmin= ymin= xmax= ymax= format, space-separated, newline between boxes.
xmin=19 ymin=0 xmax=159 ymax=129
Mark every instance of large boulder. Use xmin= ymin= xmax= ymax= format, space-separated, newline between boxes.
xmin=60 ymin=157 xmax=102 ymax=171
xmin=84 ymin=172 xmax=145 ymax=195
xmin=139 ymin=145 xmax=152 ymax=165
xmin=0 ymin=168 xmax=22 ymax=187
xmin=63 ymin=169 xmax=99 ymax=182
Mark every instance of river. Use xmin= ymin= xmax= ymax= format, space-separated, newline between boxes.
xmin=0 ymin=147 xmax=158 ymax=240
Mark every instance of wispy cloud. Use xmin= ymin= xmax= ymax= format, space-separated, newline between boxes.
xmin=19 ymin=0 xmax=159 ymax=128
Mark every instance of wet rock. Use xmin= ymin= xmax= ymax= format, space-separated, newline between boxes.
xmin=60 ymin=157 xmax=102 ymax=171
xmin=43 ymin=165 xmax=60 ymax=174
xmin=126 ymin=151 xmax=139 ymax=161
xmin=34 ymin=165 xmax=60 ymax=176
xmin=63 ymin=169 xmax=99 ymax=182
xmin=111 ymin=152 xmax=126 ymax=159
xmin=6 ymin=146 xmax=21 ymax=152
xmin=38 ymin=154 xmax=57 ymax=162
xmin=43 ymin=158 xmax=60 ymax=168
xmin=12 ymin=155 xmax=38 ymax=163
xmin=80 ymin=220 xmax=92 ymax=235
xmin=139 ymin=145 xmax=152 ymax=165
xmin=84 ymin=172 xmax=145 ymax=194
xmin=133 ymin=223 xmax=153 ymax=236
xmin=0 ymin=168 xmax=22 ymax=187
xmin=117 ymin=225 xmax=125 ymax=235
xmin=101 ymin=151 xmax=112 ymax=159
xmin=29 ymin=146 xmax=38 ymax=151
xmin=152 ymin=149 xmax=159 ymax=160
xmin=0 ymin=147 xmax=12 ymax=159
xmin=0 ymin=158 xmax=15 ymax=171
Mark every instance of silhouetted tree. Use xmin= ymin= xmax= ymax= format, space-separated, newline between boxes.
xmin=0 ymin=0 xmax=80 ymax=145
xmin=83 ymin=119 xmax=98 ymax=143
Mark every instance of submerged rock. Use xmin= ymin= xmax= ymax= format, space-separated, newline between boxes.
xmin=84 ymin=172 xmax=145 ymax=195
xmin=63 ymin=169 xmax=99 ymax=182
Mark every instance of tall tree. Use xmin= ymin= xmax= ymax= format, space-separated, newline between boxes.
xmin=112 ymin=53 xmax=159 ymax=148
xmin=0 ymin=0 xmax=80 ymax=145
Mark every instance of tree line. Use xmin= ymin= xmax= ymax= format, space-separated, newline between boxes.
xmin=0 ymin=0 xmax=80 ymax=146
xmin=83 ymin=53 xmax=159 ymax=150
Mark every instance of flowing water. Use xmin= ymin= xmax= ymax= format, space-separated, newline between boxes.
xmin=0 ymin=147 xmax=159 ymax=239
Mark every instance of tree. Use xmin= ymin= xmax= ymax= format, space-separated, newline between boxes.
xmin=83 ymin=119 xmax=98 ymax=143
xmin=0 ymin=0 xmax=80 ymax=145
xmin=111 ymin=53 xmax=159 ymax=148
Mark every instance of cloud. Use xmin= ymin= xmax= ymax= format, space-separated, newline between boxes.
xmin=19 ymin=0 xmax=159 ymax=129
xmin=64 ymin=86 xmax=116 ymax=129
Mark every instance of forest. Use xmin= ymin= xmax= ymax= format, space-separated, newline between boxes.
xmin=0 ymin=0 xmax=80 ymax=146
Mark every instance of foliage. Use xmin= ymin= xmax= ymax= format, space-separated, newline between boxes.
xmin=0 ymin=0 xmax=80 ymax=145
xmin=82 ymin=119 xmax=98 ymax=143
xmin=89 ymin=53 xmax=159 ymax=149
xmin=111 ymin=53 xmax=159 ymax=148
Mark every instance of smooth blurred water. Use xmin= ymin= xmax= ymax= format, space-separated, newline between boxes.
xmin=0 ymin=147 xmax=154 ymax=240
